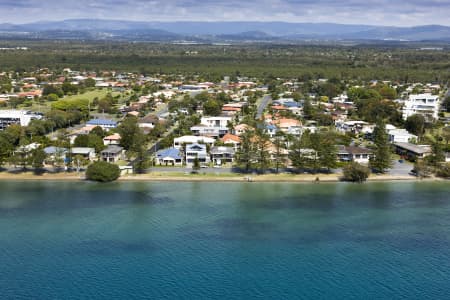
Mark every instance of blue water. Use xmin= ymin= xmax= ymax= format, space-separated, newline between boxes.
xmin=1 ymin=181 xmax=450 ymax=299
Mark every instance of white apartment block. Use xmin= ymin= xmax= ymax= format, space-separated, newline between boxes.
xmin=200 ymin=116 xmax=232 ymax=128
xmin=0 ymin=110 xmax=42 ymax=130
xmin=402 ymin=94 xmax=440 ymax=121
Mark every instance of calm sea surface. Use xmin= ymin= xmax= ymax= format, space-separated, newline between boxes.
xmin=1 ymin=181 xmax=450 ymax=299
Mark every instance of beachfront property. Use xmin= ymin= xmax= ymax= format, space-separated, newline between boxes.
xmin=402 ymin=93 xmax=440 ymax=121
xmin=71 ymin=147 xmax=96 ymax=161
xmin=185 ymin=143 xmax=209 ymax=165
xmin=155 ymin=147 xmax=183 ymax=166
xmin=0 ymin=110 xmax=42 ymax=130
xmin=101 ymin=145 xmax=124 ymax=163
xmin=43 ymin=146 xmax=68 ymax=164
xmin=173 ymin=135 xmax=215 ymax=149
xmin=210 ymin=146 xmax=235 ymax=165
xmin=393 ymin=142 xmax=432 ymax=161
xmin=337 ymin=145 xmax=373 ymax=164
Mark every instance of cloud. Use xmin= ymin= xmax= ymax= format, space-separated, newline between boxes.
xmin=0 ymin=0 xmax=449 ymax=26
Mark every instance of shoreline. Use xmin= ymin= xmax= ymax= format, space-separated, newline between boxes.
xmin=0 ymin=171 xmax=445 ymax=183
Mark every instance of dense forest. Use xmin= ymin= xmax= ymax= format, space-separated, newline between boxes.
xmin=0 ymin=40 xmax=449 ymax=83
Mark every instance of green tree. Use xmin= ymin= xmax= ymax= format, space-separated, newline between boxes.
xmin=29 ymin=148 xmax=46 ymax=170
xmin=342 ymin=162 xmax=370 ymax=182
xmin=289 ymin=130 xmax=314 ymax=171
xmin=203 ymin=99 xmax=222 ymax=116
xmin=370 ymin=120 xmax=392 ymax=173
xmin=314 ymin=131 xmax=338 ymax=172
xmin=426 ymin=140 xmax=445 ymax=166
xmin=405 ymin=114 xmax=425 ymax=137
xmin=86 ymin=161 xmax=120 ymax=182
xmin=118 ymin=116 xmax=146 ymax=153
xmin=272 ymin=132 xmax=286 ymax=173
xmin=255 ymin=129 xmax=271 ymax=173
xmin=84 ymin=78 xmax=96 ymax=88
xmin=236 ymin=129 xmax=255 ymax=173
xmin=90 ymin=126 xmax=105 ymax=138
xmin=134 ymin=146 xmax=150 ymax=174
xmin=192 ymin=157 xmax=200 ymax=173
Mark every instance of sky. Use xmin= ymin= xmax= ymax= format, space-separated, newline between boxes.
xmin=1 ymin=0 xmax=450 ymax=26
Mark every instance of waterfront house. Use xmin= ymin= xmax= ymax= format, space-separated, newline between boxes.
xmin=43 ymin=146 xmax=67 ymax=164
xmin=155 ymin=147 xmax=183 ymax=166
xmin=393 ymin=142 xmax=431 ymax=161
xmin=185 ymin=143 xmax=209 ymax=165
xmin=71 ymin=147 xmax=96 ymax=161
xmin=101 ymin=145 xmax=124 ymax=163
xmin=337 ymin=146 xmax=373 ymax=164
xmin=210 ymin=146 xmax=235 ymax=165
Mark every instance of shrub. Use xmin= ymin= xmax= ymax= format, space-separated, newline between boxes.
xmin=436 ymin=163 xmax=450 ymax=179
xmin=86 ymin=161 xmax=120 ymax=182
xmin=342 ymin=162 xmax=370 ymax=182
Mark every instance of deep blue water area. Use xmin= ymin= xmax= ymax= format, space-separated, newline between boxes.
xmin=1 ymin=181 xmax=450 ymax=299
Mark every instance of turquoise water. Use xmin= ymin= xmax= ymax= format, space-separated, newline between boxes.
xmin=1 ymin=181 xmax=450 ymax=299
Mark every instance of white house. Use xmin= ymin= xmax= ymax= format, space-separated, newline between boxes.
xmin=173 ymin=135 xmax=215 ymax=149
xmin=103 ymin=133 xmax=121 ymax=145
xmin=185 ymin=143 xmax=209 ymax=165
xmin=388 ymin=129 xmax=417 ymax=143
xmin=200 ymin=116 xmax=232 ymax=128
xmin=337 ymin=146 xmax=373 ymax=164
xmin=402 ymin=93 xmax=440 ymax=121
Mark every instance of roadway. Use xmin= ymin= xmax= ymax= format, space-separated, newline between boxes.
xmin=256 ymin=95 xmax=272 ymax=119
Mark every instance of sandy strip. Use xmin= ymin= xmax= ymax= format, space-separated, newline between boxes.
xmin=0 ymin=171 xmax=442 ymax=183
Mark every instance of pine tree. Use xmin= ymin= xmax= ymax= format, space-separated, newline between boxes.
xmin=273 ymin=131 xmax=286 ymax=173
xmin=255 ymin=129 xmax=271 ymax=173
xmin=370 ymin=120 xmax=392 ymax=173
xmin=236 ymin=128 xmax=255 ymax=173
xmin=315 ymin=131 xmax=338 ymax=172
xmin=289 ymin=130 xmax=313 ymax=171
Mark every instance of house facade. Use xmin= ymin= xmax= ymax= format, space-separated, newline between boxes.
xmin=101 ymin=145 xmax=124 ymax=163
xmin=185 ymin=143 xmax=209 ymax=164
xmin=402 ymin=93 xmax=440 ymax=121
xmin=337 ymin=146 xmax=373 ymax=164
xmin=155 ymin=147 xmax=183 ymax=166
xmin=210 ymin=146 xmax=235 ymax=165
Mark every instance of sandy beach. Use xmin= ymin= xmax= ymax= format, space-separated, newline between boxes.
xmin=0 ymin=171 xmax=442 ymax=183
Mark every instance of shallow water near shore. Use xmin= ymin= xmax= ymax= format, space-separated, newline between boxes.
xmin=1 ymin=181 xmax=450 ymax=299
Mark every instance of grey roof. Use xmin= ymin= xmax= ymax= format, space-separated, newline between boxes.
xmin=393 ymin=142 xmax=431 ymax=154
xmin=101 ymin=145 xmax=124 ymax=154
xmin=71 ymin=147 xmax=95 ymax=155
xmin=44 ymin=146 xmax=67 ymax=155
xmin=337 ymin=145 xmax=373 ymax=155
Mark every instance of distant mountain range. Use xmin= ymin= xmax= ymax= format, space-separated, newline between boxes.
xmin=0 ymin=19 xmax=449 ymax=42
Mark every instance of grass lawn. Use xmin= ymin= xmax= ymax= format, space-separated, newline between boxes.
xmin=25 ymin=89 xmax=124 ymax=113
